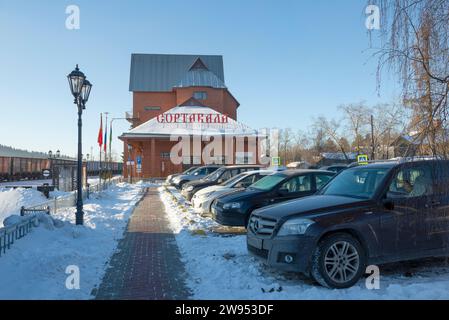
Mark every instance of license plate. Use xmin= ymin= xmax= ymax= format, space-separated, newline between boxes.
xmin=247 ymin=236 xmax=263 ymax=249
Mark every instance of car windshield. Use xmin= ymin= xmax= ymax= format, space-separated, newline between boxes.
xmin=204 ymin=167 xmax=225 ymax=181
xmin=249 ymin=174 xmax=286 ymax=191
xmin=319 ymin=167 xmax=391 ymax=199
xmin=223 ymin=173 xmax=247 ymax=186
xmin=183 ymin=167 xmax=197 ymax=174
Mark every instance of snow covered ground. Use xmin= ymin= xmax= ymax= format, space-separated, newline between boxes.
xmin=160 ymin=186 xmax=449 ymax=300
xmin=0 ymin=187 xmax=60 ymax=227
xmin=0 ymin=182 xmax=144 ymax=299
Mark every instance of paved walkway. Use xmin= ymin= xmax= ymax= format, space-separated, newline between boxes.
xmin=95 ymin=188 xmax=191 ymax=300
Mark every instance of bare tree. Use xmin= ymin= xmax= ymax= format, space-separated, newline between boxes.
xmin=370 ymin=0 xmax=449 ymax=156
xmin=312 ymin=116 xmax=350 ymax=160
xmin=339 ymin=102 xmax=370 ymax=153
xmin=370 ymin=103 xmax=409 ymax=159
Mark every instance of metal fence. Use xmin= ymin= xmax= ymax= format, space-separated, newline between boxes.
xmin=0 ymin=214 xmax=38 ymax=257
xmin=0 ymin=176 xmax=124 ymax=257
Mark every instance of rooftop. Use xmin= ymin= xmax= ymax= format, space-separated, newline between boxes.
xmin=129 ymin=54 xmax=225 ymax=92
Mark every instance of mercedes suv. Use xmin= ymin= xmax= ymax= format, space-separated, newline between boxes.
xmin=247 ymin=159 xmax=449 ymax=289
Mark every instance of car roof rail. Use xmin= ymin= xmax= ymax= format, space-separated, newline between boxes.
xmin=395 ymin=156 xmax=445 ymax=163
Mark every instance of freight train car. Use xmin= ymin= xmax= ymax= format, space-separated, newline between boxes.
xmin=86 ymin=161 xmax=123 ymax=176
xmin=0 ymin=155 xmax=123 ymax=182
xmin=0 ymin=156 xmax=50 ymax=182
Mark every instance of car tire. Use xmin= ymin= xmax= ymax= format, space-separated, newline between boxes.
xmin=178 ymin=180 xmax=187 ymax=189
xmin=311 ymin=233 xmax=366 ymax=289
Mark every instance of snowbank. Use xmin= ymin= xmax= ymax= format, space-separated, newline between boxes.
xmin=0 ymin=188 xmax=49 ymax=227
xmin=160 ymin=186 xmax=449 ymax=300
xmin=0 ymin=182 xmax=144 ymax=299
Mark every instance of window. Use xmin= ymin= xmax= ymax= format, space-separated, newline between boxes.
xmin=193 ymin=91 xmax=207 ymax=100
xmin=321 ymin=167 xmax=390 ymax=199
xmin=280 ymin=175 xmax=312 ymax=193
xmin=388 ymin=165 xmax=433 ymax=198
xmin=316 ymin=174 xmax=333 ymax=190
xmin=237 ymin=174 xmax=259 ymax=188
xmin=160 ymin=152 xmax=171 ymax=159
xmin=250 ymin=174 xmax=286 ymax=191
xmin=144 ymin=106 xmax=161 ymax=111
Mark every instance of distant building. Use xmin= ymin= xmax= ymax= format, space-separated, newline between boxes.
xmin=120 ymin=54 xmax=261 ymax=178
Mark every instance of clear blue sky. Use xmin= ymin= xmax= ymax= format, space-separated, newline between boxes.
xmin=0 ymin=0 xmax=399 ymax=158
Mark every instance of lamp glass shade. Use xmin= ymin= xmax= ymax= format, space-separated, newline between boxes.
xmin=80 ymin=79 xmax=92 ymax=103
xmin=67 ymin=65 xmax=86 ymax=98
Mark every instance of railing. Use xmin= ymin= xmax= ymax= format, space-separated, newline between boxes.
xmin=0 ymin=214 xmax=39 ymax=257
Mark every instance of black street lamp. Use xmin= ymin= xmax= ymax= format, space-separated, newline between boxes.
xmin=56 ymin=150 xmax=61 ymax=158
xmin=67 ymin=65 xmax=92 ymax=225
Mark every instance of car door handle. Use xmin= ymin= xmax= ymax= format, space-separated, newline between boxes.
xmin=364 ymin=211 xmax=374 ymax=215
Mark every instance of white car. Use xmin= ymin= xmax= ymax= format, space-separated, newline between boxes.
xmin=191 ymin=170 xmax=275 ymax=214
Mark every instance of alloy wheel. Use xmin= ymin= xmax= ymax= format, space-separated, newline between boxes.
xmin=323 ymin=241 xmax=360 ymax=284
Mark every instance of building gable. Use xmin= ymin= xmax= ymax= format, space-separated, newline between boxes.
xmin=129 ymin=54 xmax=225 ymax=92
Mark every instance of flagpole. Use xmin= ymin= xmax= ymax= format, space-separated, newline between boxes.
xmin=104 ymin=112 xmax=109 ymax=182
xmin=98 ymin=113 xmax=103 ymax=191
xmin=109 ymin=118 xmax=113 ymax=182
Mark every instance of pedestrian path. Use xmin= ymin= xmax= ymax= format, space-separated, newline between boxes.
xmin=95 ymin=188 xmax=191 ymax=300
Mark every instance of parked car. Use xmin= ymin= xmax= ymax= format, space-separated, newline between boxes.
xmin=172 ymin=165 xmax=221 ymax=189
xmin=181 ymin=165 xmax=263 ymax=201
xmin=319 ymin=164 xmax=348 ymax=173
xmin=247 ymin=159 xmax=449 ymax=289
xmin=211 ymin=170 xmax=335 ymax=227
xmin=166 ymin=166 xmax=199 ymax=185
xmin=191 ymin=170 xmax=275 ymax=214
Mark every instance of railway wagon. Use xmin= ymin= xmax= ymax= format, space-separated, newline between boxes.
xmin=86 ymin=161 xmax=123 ymax=176
xmin=0 ymin=156 xmax=50 ymax=182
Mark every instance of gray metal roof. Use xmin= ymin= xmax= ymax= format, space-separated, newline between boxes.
xmin=129 ymin=54 xmax=225 ymax=92
xmin=174 ymin=69 xmax=226 ymax=89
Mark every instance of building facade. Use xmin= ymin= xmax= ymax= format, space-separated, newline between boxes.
xmin=120 ymin=54 xmax=262 ymax=179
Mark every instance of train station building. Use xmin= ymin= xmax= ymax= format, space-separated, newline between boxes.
xmin=120 ymin=54 xmax=267 ymax=179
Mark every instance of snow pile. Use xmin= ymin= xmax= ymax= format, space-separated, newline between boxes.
xmin=0 ymin=188 xmax=49 ymax=227
xmin=0 ymin=182 xmax=144 ymax=299
xmin=159 ymin=186 xmax=219 ymax=234
xmin=160 ymin=187 xmax=449 ymax=300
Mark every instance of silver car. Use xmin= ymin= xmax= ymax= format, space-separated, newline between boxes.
xmin=172 ymin=165 xmax=221 ymax=189
xmin=166 ymin=166 xmax=199 ymax=185
xmin=191 ymin=170 xmax=275 ymax=214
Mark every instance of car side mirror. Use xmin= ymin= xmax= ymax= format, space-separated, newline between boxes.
xmin=383 ymin=198 xmax=395 ymax=210
xmin=278 ymin=188 xmax=290 ymax=196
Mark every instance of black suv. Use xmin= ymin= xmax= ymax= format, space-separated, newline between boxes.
xmin=181 ymin=165 xmax=262 ymax=201
xmin=247 ymin=159 xmax=449 ymax=289
xmin=211 ymin=170 xmax=335 ymax=227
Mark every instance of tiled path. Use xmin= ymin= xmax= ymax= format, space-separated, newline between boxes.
xmin=95 ymin=188 xmax=191 ymax=300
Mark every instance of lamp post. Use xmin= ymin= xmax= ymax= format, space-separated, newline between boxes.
xmin=67 ymin=65 xmax=92 ymax=225
xmin=127 ymin=144 xmax=133 ymax=184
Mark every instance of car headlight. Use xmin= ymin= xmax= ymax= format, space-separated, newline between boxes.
xmin=223 ymin=202 xmax=242 ymax=210
xmin=277 ymin=218 xmax=314 ymax=236
xmin=185 ymin=186 xmax=194 ymax=192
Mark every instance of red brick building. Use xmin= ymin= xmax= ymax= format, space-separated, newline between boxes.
xmin=120 ymin=54 xmax=262 ymax=179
